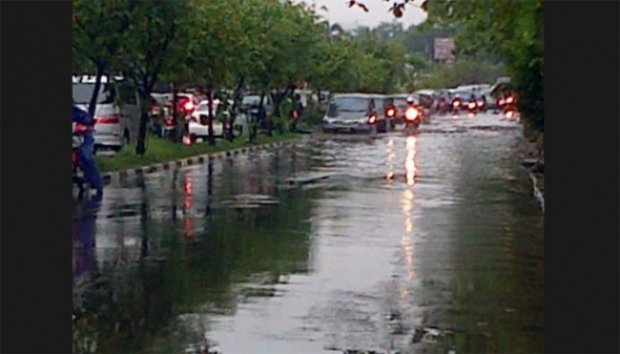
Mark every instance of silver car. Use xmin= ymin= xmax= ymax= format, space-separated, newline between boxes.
xmin=322 ymin=93 xmax=385 ymax=134
xmin=72 ymin=76 xmax=141 ymax=151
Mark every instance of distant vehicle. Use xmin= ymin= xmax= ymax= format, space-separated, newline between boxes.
xmin=388 ymin=94 xmax=428 ymax=123
xmin=241 ymin=94 xmax=274 ymax=118
xmin=72 ymin=75 xmax=141 ymax=152
xmin=149 ymin=93 xmax=175 ymax=138
xmin=187 ymin=100 xmax=226 ymax=140
xmin=412 ymin=90 xmax=435 ymax=109
xmin=322 ymin=93 xmax=386 ymax=134
xmin=177 ymin=93 xmax=200 ymax=117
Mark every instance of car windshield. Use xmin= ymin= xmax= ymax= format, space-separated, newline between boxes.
xmin=242 ymin=96 xmax=261 ymax=106
xmin=196 ymin=102 xmax=220 ymax=112
xmin=72 ymin=83 xmax=116 ymax=104
xmin=327 ymin=97 xmax=369 ymax=118
xmin=393 ymin=98 xmax=407 ymax=107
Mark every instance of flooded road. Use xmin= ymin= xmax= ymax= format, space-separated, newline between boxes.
xmin=73 ymin=113 xmax=543 ymax=354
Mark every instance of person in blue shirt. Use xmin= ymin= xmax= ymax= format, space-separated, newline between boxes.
xmin=72 ymin=105 xmax=103 ymax=198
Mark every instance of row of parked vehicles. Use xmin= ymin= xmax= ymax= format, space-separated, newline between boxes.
xmin=72 ymin=75 xmax=286 ymax=150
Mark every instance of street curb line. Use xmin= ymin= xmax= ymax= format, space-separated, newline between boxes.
xmin=101 ymin=137 xmax=298 ymax=183
xmin=529 ymin=172 xmax=544 ymax=213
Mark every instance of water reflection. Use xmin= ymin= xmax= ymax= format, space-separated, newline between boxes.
xmin=405 ymin=136 xmax=417 ymax=185
xmin=72 ymin=150 xmax=319 ymax=353
xmin=386 ymin=138 xmax=395 ymax=181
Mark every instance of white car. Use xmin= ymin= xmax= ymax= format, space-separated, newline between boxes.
xmin=72 ymin=75 xmax=141 ymax=151
xmin=187 ymin=100 xmax=228 ymax=138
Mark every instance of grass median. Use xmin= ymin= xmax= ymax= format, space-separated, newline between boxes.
xmin=96 ymin=132 xmax=300 ymax=173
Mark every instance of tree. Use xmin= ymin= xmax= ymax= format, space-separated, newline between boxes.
xmin=424 ymin=0 xmax=544 ymax=132
xmin=73 ymin=0 xmax=134 ymax=118
xmin=119 ymin=0 xmax=196 ymax=155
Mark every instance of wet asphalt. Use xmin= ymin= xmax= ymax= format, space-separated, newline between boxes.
xmin=73 ymin=112 xmax=543 ymax=354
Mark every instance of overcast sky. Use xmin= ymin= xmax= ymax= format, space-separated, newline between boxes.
xmin=295 ymin=0 xmax=428 ymax=29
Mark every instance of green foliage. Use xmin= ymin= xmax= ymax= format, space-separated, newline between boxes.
xmin=425 ymin=0 xmax=544 ymax=132
xmin=419 ymin=60 xmax=506 ymax=89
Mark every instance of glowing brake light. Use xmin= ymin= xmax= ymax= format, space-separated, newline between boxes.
xmin=453 ymin=100 xmax=461 ymax=107
xmin=367 ymin=113 xmax=377 ymax=125
xmin=506 ymin=96 xmax=514 ymax=104
xmin=95 ymin=115 xmax=120 ymax=124
xmin=477 ymin=101 xmax=484 ymax=107
xmin=73 ymin=123 xmax=89 ymax=134
xmin=386 ymin=107 xmax=396 ymax=118
xmin=184 ymin=101 xmax=194 ymax=111
xmin=468 ymin=102 xmax=476 ymax=109
xmin=405 ymin=107 xmax=418 ymax=121
xmin=498 ymin=98 xmax=505 ymax=106
xmin=505 ymin=110 xmax=515 ymax=119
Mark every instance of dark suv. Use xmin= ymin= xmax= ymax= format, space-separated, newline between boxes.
xmin=322 ymin=93 xmax=388 ymax=134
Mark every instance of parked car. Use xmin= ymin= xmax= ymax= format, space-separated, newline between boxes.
xmin=322 ymin=93 xmax=387 ymax=134
xmin=241 ymin=94 xmax=274 ymax=118
xmin=177 ymin=93 xmax=200 ymax=116
xmin=72 ymin=75 xmax=141 ymax=151
xmin=149 ymin=93 xmax=175 ymax=138
xmin=187 ymin=100 xmax=226 ymax=140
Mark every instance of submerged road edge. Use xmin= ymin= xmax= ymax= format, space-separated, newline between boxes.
xmin=101 ymin=138 xmax=300 ymax=184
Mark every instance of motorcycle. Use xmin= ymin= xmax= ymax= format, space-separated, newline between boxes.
xmin=496 ymin=94 xmax=518 ymax=118
xmin=385 ymin=105 xmax=398 ymax=129
xmin=466 ymin=99 xmax=478 ymax=115
xmin=450 ymin=98 xmax=463 ymax=115
xmin=403 ymin=105 xmax=421 ymax=134
xmin=476 ymin=97 xmax=487 ymax=113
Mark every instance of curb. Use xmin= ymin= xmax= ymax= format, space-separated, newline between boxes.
xmin=529 ymin=171 xmax=544 ymax=213
xmin=102 ymin=139 xmax=297 ymax=183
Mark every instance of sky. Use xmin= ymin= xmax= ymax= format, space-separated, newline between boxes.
xmin=294 ymin=0 xmax=428 ymax=29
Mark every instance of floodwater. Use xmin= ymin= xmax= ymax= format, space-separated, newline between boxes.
xmin=73 ymin=112 xmax=543 ymax=354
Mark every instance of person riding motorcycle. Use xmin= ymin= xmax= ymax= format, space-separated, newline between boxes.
xmin=403 ymin=96 xmax=421 ymax=131
xmin=72 ymin=104 xmax=103 ymax=199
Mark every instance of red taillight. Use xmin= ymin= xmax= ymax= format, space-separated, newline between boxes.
xmin=74 ymin=123 xmax=89 ymax=134
xmin=505 ymin=110 xmax=516 ymax=119
xmin=506 ymin=96 xmax=514 ymax=104
xmin=184 ymin=101 xmax=194 ymax=111
xmin=386 ymin=107 xmax=396 ymax=118
xmin=368 ymin=113 xmax=377 ymax=125
xmin=477 ymin=101 xmax=484 ymax=107
xmin=498 ymin=98 xmax=505 ymax=106
xmin=453 ymin=100 xmax=461 ymax=107
xmin=95 ymin=115 xmax=120 ymax=124
xmin=468 ymin=102 xmax=476 ymax=109
xmin=405 ymin=107 xmax=418 ymax=121
xmin=164 ymin=118 xmax=175 ymax=127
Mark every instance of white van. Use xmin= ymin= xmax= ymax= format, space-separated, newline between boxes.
xmin=72 ymin=75 xmax=141 ymax=151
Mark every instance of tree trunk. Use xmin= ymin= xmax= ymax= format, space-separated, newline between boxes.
xmin=87 ymin=63 xmax=106 ymax=119
xmin=135 ymin=96 xmax=150 ymax=155
xmin=273 ymin=84 xmax=295 ymax=118
xmin=207 ymin=89 xmax=215 ymax=146
xmin=172 ymin=82 xmax=180 ymax=143
xmin=229 ymin=77 xmax=245 ymax=141
xmin=259 ymin=92 xmax=272 ymax=136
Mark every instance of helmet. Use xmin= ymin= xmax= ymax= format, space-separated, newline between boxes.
xmin=406 ymin=96 xmax=415 ymax=104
